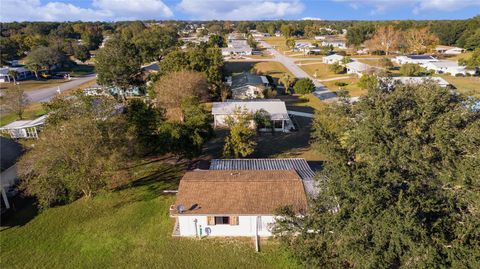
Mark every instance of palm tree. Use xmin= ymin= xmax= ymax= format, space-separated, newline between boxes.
xmin=7 ymin=69 xmax=17 ymax=84
xmin=279 ymin=73 xmax=295 ymax=93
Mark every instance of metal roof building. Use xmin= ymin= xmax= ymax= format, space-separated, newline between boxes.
xmin=210 ymin=158 xmax=319 ymax=196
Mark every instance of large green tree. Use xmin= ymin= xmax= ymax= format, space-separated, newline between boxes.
xmin=293 ymin=78 xmax=316 ymax=95
xmin=25 ymin=46 xmax=67 ymax=78
xmin=95 ymin=36 xmax=142 ymax=93
xmin=223 ymin=108 xmax=257 ymax=158
xmin=132 ymin=25 xmax=179 ymax=62
xmin=273 ymin=82 xmax=480 ymax=268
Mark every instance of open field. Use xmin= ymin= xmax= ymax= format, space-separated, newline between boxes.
xmin=0 ymin=159 xmax=299 ymax=269
xmin=295 ymin=61 xmax=347 ymax=80
xmin=440 ymin=75 xmax=480 ymax=98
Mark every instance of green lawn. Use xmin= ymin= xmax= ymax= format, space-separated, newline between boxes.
xmin=252 ymin=61 xmax=293 ymax=79
xmin=295 ymin=61 xmax=347 ymax=80
xmin=0 ymin=103 xmax=46 ymax=127
xmin=0 ymin=160 xmax=299 ymax=269
xmin=0 ymin=79 xmax=69 ymax=92
xmin=322 ymin=77 xmax=367 ymax=97
xmin=440 ymin=75 xmax=480 ymax=98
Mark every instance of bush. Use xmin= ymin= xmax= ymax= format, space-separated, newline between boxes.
xmin=335 ymin=82 xmax=349 ymax=87
xmin=400 ymin=63 xmax=423 ymax=76
xmin=293 ymin=78 xmax=316 ymax=95
xmin=329 ymin=62 xmax=346 ymax=74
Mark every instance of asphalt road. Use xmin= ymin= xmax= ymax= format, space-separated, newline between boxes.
xmin=25 ymin=74 xmax=96 ymax=103
xmin=258 ymin=41 xmax=337 ymax=101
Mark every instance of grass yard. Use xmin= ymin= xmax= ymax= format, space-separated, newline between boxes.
xmin=62 ymin=64 xmax=96 ymax=76
xmin=0 ymin=159 xmax=299 ymax=269
xmin=0 ymin=79 xmax=69 ymax=92
xmin=440 ymin=75 xmax=480 ymax=98
xmin=0 ymin=102 xmax=46 ymax=127
xmin=251 ymin=61 xmax=293 ymax=79
xmin=295 ymin=61 xmax=347 ymax=80
xmin=321 ymin=77 xmax=367 ymax=97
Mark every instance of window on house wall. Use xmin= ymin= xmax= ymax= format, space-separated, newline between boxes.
xmin=215 ymin=216 xmax=230 ymax=225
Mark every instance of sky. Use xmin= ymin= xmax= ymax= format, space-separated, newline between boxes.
xmin=1 ymin=0 xmax=479 ymax=22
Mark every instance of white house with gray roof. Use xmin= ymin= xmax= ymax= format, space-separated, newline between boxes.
xmin=421 ymin=60 xmax=476 ymax=76
xmin=212 ymin=100 xmax=294 ymax=132
xmin=227 ymin=72 xmax=269 ymax=99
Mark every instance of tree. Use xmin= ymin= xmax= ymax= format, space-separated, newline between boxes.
xmin=400 ymin=63 xmax=424 ymax=76
xmin=132 ymin=26 xmax=179 ymax=62
xmin=329 ymin=62 xmax=346 ymax=74
xmin=286 ymin=38 xmax=296 ymax=50
xmin=294 ymin=78 xmax=316 ymax=95
xmin=154 ymin=71 xmax=209 ymax=122
xmin=0 ymin=37 xmax=19 ymax=65
xmin=346 ymin=24 xmax=375 ymax=47
xmin=380 ymin=57 xmax=394 ymax=69
xmin=73 ymin=44 xmax=90 ymax=63
xmin=95 ymin=36 xmax=142 ymax=94
xmin=223 ymin=107 xmax=257 ymax=158
xmin=25 ymin=46 xmax=67 ymax=76
xmin=357 ymin=74 xmax=378 ymax=89
xmin=364 ymin=26 xmax=401 ymax=55
xmin=459 ymin=47 xmax=480 ymax=70
xmin=462 ymin=28 xmax=480 ymax=50
xmin=7 ymin=69 xmax=17 ymax=84
xmin=0 ymin=86 xmax=30 ymax=119
xmin=208 ymin=34 xmax=226 ymax=48
xmin=18 ymin=115 xmax=132 ymax=208
xmin=247 ymin=35 xmax=258 ymax=50
xmin=273 ymin=82 xmax=480 ymax=268
xmin=404 ymin=28 xmax=439 ymax=54
xmin=280 ymin=24 xmax=294 ymax=37
xmin=254 ymin=109 xmax=273 ymax=132
xmin=279 ymin=73 xmax=295 ymax=91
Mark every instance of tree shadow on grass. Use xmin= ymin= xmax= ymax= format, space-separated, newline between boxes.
xmin=1 ymin=195 xmax=38 ymax=230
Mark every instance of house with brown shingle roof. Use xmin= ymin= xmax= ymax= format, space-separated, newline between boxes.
xmin=170 ymin=170 xmax=308 ymax=237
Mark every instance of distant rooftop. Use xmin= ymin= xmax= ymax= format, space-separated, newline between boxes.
xmin=212 ymin=100 xmax=289 ymax=120
xmin=230 ymin=72 xmax=266 ymax=89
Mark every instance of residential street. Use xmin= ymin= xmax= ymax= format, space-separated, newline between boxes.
xmin=25 ymin=74 xmax=96 ymax=103
xmin=258 ymin=41 xmax=338 ymax=100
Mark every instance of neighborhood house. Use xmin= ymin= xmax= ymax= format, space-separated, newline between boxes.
xmin=222 ymin=33 xmax=252 ymax=56
xmin=212 ymin=100 xmax=295 ymax=132
xmin=434 ymin=45 xmax=464 ymax=55
xmin=346 ymin=61 xmax=372 ymax=77
xmin=226 ymin=72 xmax=270 ymax=99
xmin=0 ymin=66 xmax=30 ymax=83
xmin=170 ymin=170 xmax=308 ymax=237
xmin=421 ymin=60 xmax=476 ymax=76
xmin=393 ymin=55 xmax=438 ymax=65
xmin=321 ymin=37 xmax=347 ymax=49
xmin=322 ymin=54 xmax=344 ymax=64
xmin=380 ymin=76 xmax=452 ymax=89
xmin=210 ymin=158 xmax=319 ymax=196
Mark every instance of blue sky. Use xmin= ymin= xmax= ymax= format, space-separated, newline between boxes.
xmin=1 ymin=0 xmax=479 ymax=22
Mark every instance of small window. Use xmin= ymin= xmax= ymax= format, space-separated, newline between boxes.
xmin=214 ymin=216 xmax=230 ymax=225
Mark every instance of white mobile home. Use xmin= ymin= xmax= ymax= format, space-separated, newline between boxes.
xmin=393 ymin=55 xmax=438 ymax=65
xmin=421 ymin=60 xmax=476 ymax=76
xmin=434 ymin=45 xmax=464 ymax=55
xmin=322 ymin=54 xmax=344 ymax=64
xmin=170 ymin=170 xmax=308 ymax=237
xmin=346 ymin=61 xmax=372 ymax=77
xmin=0 ymin=115 xmax=47 ymax=139
xmin=212 ymin=100 xmax=295 ymax=132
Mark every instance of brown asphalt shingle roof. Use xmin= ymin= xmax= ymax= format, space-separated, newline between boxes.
xmin=173 ymin=170 xmax=308 ymax=215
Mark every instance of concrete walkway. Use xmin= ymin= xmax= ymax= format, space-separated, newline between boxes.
xmin=288 ymin=110 xmax=314 ymax=118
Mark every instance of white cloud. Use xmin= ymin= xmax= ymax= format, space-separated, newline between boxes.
xmin=0 ymin=0 xmax=173 ymax=22
xmin=334 ymin=0 xmax=480 ymax=14
xmin=177 ymin=0 xmax=305 ymax=20
xmin=302 ymin=17 xmax=323 ymax=21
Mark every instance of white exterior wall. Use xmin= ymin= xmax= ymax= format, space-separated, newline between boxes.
xmin=1 ymin=165 xmax=18 ymax=189
xmin=177 ymin=215 xmax=275 ymax=237
xmin=232 ymin=85 xmax=264 ymax=100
